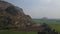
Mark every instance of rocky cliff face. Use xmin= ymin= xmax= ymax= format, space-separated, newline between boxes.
xmin=0 ymin=1 xmax=34 ymax=29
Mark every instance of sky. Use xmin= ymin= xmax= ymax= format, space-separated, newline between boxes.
xmin=4 ymin=0 xmax=60 ymax=19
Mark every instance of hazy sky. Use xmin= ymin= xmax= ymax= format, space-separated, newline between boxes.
xmin=4 ymin=0 xmax=60 ymax=19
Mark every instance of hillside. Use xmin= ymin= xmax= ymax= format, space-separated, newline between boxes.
xmin=0 ymin=0 xmax=34 ymax=29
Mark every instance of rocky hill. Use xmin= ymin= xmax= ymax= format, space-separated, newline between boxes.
xmin=0 ymin=1 xmax=59 ymax=34
xmin=0 ymin=1 xmax=34 ymax=29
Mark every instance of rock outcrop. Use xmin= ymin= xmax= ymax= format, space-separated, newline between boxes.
xmin=0 ymin=1 xmax=34 ymax=29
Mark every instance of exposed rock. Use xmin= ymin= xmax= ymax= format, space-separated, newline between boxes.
xmin=0 ymin=1 xmax=34 ymax=29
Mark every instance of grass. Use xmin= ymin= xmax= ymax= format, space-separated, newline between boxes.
xmin=34 ymin=20 xmax=60 ymax=32
xmin=0 ymin=30 xmax=37 ymax=34
xmin=0 ymin=20 xmax=60 ymax=34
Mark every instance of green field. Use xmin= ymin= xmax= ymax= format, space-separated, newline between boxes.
xmin=34 ymin=19 xmax=60 ymax=32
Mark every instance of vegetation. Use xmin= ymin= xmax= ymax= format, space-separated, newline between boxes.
xmin=0 ymin=30 xmax=37 ymax=34
xmin=0 ymin=1 xmax=60 ymax=34
xmin=33 ymin=19 xmax=60 ymax=32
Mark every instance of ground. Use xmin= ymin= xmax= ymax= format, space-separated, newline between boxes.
xmin=0 ymin=19 xmax=60 ymax=34
xmin=0 ymin=30 xmax=37 ymax=34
